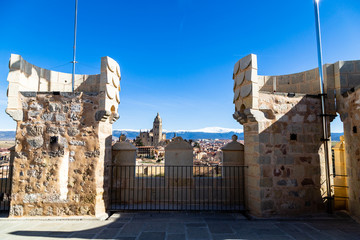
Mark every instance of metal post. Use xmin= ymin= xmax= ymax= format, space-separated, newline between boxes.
xmin=72 ymin=0 xmax=78 ymax=92
xmin=313 ymin=0 xmax=332 ymax=213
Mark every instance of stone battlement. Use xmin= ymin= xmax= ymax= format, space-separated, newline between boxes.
xmin=6 ymin=55 xmax=121 ymax=218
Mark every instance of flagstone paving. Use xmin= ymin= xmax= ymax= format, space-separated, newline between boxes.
xmin=0 ymin=212 xmax=359 ymax=240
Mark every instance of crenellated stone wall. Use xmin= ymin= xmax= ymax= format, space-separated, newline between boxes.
xmin=6 ymin=54 xmax=121 ymax=218
xmin=232 ymin=54 xmax=360 ymax=218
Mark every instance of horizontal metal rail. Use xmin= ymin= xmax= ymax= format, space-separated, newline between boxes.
xmin=107 ymin=165 xmax=246 ymax=212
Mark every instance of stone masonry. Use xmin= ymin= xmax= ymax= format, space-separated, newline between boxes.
xmin=232 ymin=54 xmax=360 ymax=218
xmin=6 ymin=54 xmax=121 ymax=217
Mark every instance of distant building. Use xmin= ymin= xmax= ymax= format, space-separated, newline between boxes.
xmin=137 ymin=113 xmax=166 ymax=146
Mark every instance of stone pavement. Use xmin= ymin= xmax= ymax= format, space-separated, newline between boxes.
xmin=0 ymin=212 xmax=359 ymax=240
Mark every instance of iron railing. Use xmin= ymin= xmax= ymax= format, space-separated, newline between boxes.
xmin=0 ymin=165 xmax=12 ymax=211
xmin=108 ymin=165 xmax=246 ymax=212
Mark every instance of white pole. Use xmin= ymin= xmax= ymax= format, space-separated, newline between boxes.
xmin=72 ymin=0 xmax=78 ymax=92
xmin=313 ymin=0 xmax=332 ymax=213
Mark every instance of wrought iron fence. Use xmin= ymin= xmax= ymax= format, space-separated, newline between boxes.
xmin=108 ymin=165 xmax=246 ymax=212
xmin=0 ymin=165 xmax=12 ymax=211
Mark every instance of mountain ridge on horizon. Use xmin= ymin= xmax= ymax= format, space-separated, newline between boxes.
xmin=0 ymin=130 xmax=344 ymax=141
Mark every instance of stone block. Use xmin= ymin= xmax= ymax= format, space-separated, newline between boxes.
xmin=260 ymin=177 xmax=273 ymax=187
xmin=27 ymin=136 xmax=44 ymax=149
xmin=26 ymin=125 xmax=43 ymax=136
xmin=10 ymin=205 xmax=23 ymax=216
xmin=292 ymin=114 xmax=304 ymax=122
xmin=347 ymin=73 xmax=360 ymax=88
xmin=67 ymin=128 xmax=80 ymax=136
xmin=28 ymin=110 xmax=40 ymax=118
xmin=71 ymin=104 xmax=81 ymax=112
xmin=49 ymin=103 xmax=61 ymax=112
xmin=55 ymin=113 xmax=66 ymax=121
xmin=261 ymin=200 xmax=274 ymax=211
xmin=258 ymin=156 xmax=271 ymax=164
xmin=291 ymin=73 xmax=305 ymax=84
xmin=240 ymin=84 xmax=252 ymax=98
xmin=41 ymin=113 xmax=54 ymax=121
xmin=340 ymin=74 xmax=347 ymax=87
xmin=340 ymin=61 xmax=355 ymax=73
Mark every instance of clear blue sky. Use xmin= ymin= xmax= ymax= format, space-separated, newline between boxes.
xmin=0 ymin=0 xmax=359 ymax=132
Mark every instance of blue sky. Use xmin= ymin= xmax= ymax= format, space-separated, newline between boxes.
xmin=0 ymin=0 xmax=359 ymax=132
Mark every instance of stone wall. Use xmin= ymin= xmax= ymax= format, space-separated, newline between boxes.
xmin=6 ymin=54 xmax=121 ymax=218
xmin=236 ymin=92 xmax=329 ymax=216
xmin=10 ymin=93 xmax=101 ymax=217
xmin=339 ymin=87 xmax=360 ymax=219
xmin=232 ymin=53 xmax=360 ymax=218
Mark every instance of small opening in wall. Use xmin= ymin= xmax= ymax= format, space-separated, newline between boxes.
xmin=53 ymin=92 xmax=60 ymax=95
xmin=353 ymin=126 xmax=357 ymax=134
xmin=290 ymin=133 xmax=297 ymax=141
xmin=287 ymin=93 xmax=296 ymax=97
xmin=50 ymin=136 xmax=58 ymax=145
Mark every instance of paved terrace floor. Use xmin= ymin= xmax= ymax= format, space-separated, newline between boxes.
xmin=0 ymin=212 xmax=359 ymax=240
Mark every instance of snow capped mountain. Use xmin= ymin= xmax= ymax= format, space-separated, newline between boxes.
xmin=170 ymin=127 xmax=243 ymax=134
xmin=114 ymin=127 xmax=243 ymax=134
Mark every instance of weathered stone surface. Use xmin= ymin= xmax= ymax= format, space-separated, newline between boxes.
xmin=41 ymin=113 xmax=54 ymax=121
xmin=69 ymin=140 xmax=85 ymax=146
xmin=71 ymin=104 xmax=81 ymax=112
xmin=240 ymin=84 xmax=252 ymax=98
xmin=29 ymin=102 xmax=42 ymax=110
xmin=301 ymin=178 xmax=314 ymax=186
xmin=27 ymin=137 xmax=44 ymax=149
xmin=67 ymin=128 xmax=80 ymax=137
xmin=47 ymin=126 xmax=58 ymax=134
xmin=28 ymin=110 xmax=40 ymax=118
xmin=235 ymin=71 xmax=245 ymax=86
xmin=55 ymin=113 xmax=66 ymax=121
xmin=6 ymin=55 xmax=121 ymax=218
xmin=240 ymin=54 xmax=252 ymax=70
xmin=29 ymin=208 xmax=43 ymax=216
xmin=261 ymin=200 xmax=274 ymax=211
xmin=49 ymin=103 xmax=61 ymax=112
xmin=260 ymin=178 xmax=273 ymax=187
xmin=10 ymin=205 xmax=23 ymax=216
xmin=26 ymin=125 xmax=43 ymax=136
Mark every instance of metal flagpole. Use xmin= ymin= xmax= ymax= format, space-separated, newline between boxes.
xmin=313 ymin=0 xmax=332 ymax=214
xmin=72 ymin=0 xmax=78 ymax=92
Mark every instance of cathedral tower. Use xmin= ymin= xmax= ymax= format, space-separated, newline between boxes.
xmin=153 ymin=112 xmax=162 ymax=145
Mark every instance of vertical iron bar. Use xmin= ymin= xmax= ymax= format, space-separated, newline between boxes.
xmin=176 ymin=166 xmax=178 ymax=211
xmin=146 ymin=166 xmax=148 ymax=210
xmin=220 ymin=167 xmax=225 ymax=211
xmin=233 ymin=166 xmax=235 ymax=210
xmin=109 ymin=165 xmax=113 ymax=210
xmin=142 ymin=166 xmax=145 ymax=210
xmin=189 ymin=167 xmax=194 ymax=210
xmin=242 ymin=167 xmax=245 ymax=210
xmin=125 ymin=166 xmax=128 ymax=210
xmin=132 ymin=166 xmax=135 ymax=210
xmin=313 ymin=0 xmax=332 ymax=214
xmin=207 ymin=166 xmax=210 ymax=211
xmin=212 ymin=166 xmax=214 ymax=211
xmin=172 ymin=166 xmax=174 ymax=210
xmin=137 ymin=166 xmax=139 ymax=210
xmin=201 ymin=167 xmax=206 ymax=210
xmin=118 ymin=165 xmax=121 ymax=210
xmin=150 ymin=166 xmax=153 ymax=210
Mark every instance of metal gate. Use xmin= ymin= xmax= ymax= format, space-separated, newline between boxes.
xmin=0 ymin=164 xmax=12 ymax=211
xmin=108 ymin=165 xmax=246 ymax=211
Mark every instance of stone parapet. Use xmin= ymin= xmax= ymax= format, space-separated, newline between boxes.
xmin=6 ymin=55 xmax=121 ymax=218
